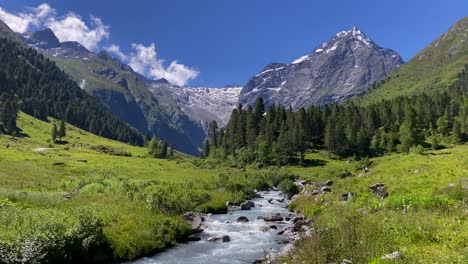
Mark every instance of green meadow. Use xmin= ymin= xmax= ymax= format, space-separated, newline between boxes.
xmin=284 ymin=148 xmax=468 ymax=263
xmin=0 ymin=112 xmax=467 ymax=263
xmin=0 ymin=112 xmax=236 ymax=261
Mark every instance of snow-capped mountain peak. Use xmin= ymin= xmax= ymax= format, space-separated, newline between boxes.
xmin=241 ymin=27 xmax=403 ymax=109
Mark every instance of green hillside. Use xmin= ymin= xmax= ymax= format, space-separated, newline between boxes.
xmin=353 ymin=17 xmax=468 ymax=105
xmin=0 ymin=112 xmax=232 ymax=261
xmin=49 ymin=52 xmax=205 ymax=155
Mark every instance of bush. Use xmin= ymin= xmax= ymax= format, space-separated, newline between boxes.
xmin=410 ymin=144 xmax=425 ymax=155
xmin=278 ymin=178 xmax=300 ymax=197
xmin=145 ymin=183 xmax=210 ymax=214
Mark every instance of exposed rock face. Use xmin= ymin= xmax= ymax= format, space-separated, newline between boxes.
xmin=21 ymin=28 xmax=93 ymax=59
xmin=157 ymin=82 xmax=242 ymax=127
xmin=239 ymin=27 xmax=403 ymax=109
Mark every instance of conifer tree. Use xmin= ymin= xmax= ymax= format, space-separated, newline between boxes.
xmin=51 ymin=123 xmax=57 ymax=143
xmin=58 ymin=119 xmax=66 ymax=141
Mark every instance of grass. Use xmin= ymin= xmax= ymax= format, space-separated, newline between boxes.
xmin=1 ymin=112 xmax=467 ymax=263
xmin=283 ymin=146 xmax=468 ymax=263
xmin=0 ymin=112 xmax=237 ymax=262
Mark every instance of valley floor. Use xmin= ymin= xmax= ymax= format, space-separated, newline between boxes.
xmin=0 ymin=112 xmax=466 ymax=263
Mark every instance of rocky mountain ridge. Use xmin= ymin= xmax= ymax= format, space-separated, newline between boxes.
xmin=239 ymin=27 xmax=404 ymax=109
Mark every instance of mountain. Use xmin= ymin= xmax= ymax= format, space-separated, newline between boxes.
xmin=353 ymin=17 xmax=468 ymax=105
xmin=151 ymin=82 xmax=242 ymax=127
xmin=20 ymin=28 xmax=93 ymax=59
xmin=14 ymin=27 xmax=205 ymax=155
xmin=239 ymin=27 xmax=404 ymax=109
xmin=0 ymin=35 xmax=143 ymax=145
xmin=0 ymin=19 xmax=22 ymax=44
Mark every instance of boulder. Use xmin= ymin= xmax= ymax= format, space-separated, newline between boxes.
xmin=293 ymin=219 xmax=311 ymax=232
xmin=321 ymin=186 xmax=332 ymax=193
xmin=276 ymin=239 xmax=290 ymax=244
xmin=277 ymin=226 xmax=294 ymax=236
xmin=187 ymin=234 xmax=201 ymax=241
xmin=269 ymin=225 xmax=278 ymax=230
xmin=183 ymin=212 xmax=203 ymax=233
xmin=237 ymin=216 xmax=249 ymax=223
xmin=381 ymin=251 xmax=404 ymax=260
xmin=340 ymin=192 xmax=356 ymax=201
xmin=240 ymin=201 xmax=255 ymax=210
xmin=207 ymin=235 xmax=230 ymax=242
xmin=285 ymin=217 xmax=291 ymax=221
xmin=263 ymin=213 xmax=283 ymax=222
xmin=260 ymin=226 xmax=270 ymax=232
xmin=292 ymin=216 xmax=304 ymax=223
xmin=370 ymin=183 xmax=388 ymax=198
xmin=310 ymin=189 xmax=320 ymax=195
xmin=325 ymin=180 xmax=334 ymax=186
xmin=342 ymin=259 xmax=353 ymax=264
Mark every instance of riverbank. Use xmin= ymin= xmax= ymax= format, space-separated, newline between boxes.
xmin=278 ymin=148 xmax=468 ymax=263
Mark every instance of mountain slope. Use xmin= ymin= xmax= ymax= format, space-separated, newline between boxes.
xmin=15 ymin=27 xmax=205 ymax=155
xmin=53 ymin=51 xmax=205 ymax=155
xmin=0 ymin=36 xmax=143 ymax=145
xmin=0 ymin=19 xmax=22 ymax=44
xmin=353 ymin=17 xmax=468 ymax=105
xmin=239 ymin=27 xmax=403 ymax=109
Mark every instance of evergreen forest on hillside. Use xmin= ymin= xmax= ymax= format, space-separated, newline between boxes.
xmin=202 ymin=65 xmax=468 ymax=164
xmin=0 ymin=38 xmax=143 ymax=145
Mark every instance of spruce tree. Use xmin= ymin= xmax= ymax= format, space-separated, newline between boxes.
xmin=58 ymin=120 xmax=66 ymax=141
xmin=52 ymin=123 xmax=58 ymax=143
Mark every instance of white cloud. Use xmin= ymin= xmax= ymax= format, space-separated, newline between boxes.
xmin=105 ymin=44 xmax=128 ymax=61
xmin=45 ymin=13 xmax=109 ymax=50
xmin=0 ymin=3 xmax=109 ymax=51
xmin=0 ymin=3 xmax=199 ymax=85
xmin=128 ymin=43 xmax=199 ymax=86
xmin=0 ymin=3 xmax=54 ymax=33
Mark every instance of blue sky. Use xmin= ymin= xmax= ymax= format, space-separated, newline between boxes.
xmin=0 ymin=0 xmax=466 ymax=87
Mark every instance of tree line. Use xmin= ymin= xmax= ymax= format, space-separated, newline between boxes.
xmin=202 ymin=65 xmax=468 ymax=165
xmin=0 ymin=38 xmax=143 ymax=145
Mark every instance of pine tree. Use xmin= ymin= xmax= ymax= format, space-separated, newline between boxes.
xmin=160 ymin=141 xmax=168 ymax=158
xmin=168 ymin=144 xmax=175 ymax=158
xmin=208 ymin=120 xmax=219 ymax=148
xmin=58 ymin=119 xmax=66 ymax=141
xmin=51 ymin=123 xmax=58 ymax=143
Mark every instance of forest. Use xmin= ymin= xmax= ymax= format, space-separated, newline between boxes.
xmin=202 ymin=65 xmax=468 ymax=164
xmin=0 ymin=38 xmax=143 ymax=145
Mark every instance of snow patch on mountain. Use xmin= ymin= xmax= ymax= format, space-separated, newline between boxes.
xmin=153 ymin=83 xmax=242 ymax=127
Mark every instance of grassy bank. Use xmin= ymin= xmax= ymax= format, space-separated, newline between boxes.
xmin=282 ymin=147 xmax=467 ymax=263
xmin=0 ymin=112 xmax=298 ymax=263
xmin=0 ymin=113 xmax=230 ymax=262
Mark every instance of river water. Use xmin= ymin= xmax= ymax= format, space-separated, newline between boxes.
xmin=130 ymin=190 xmax=294 ymax=264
